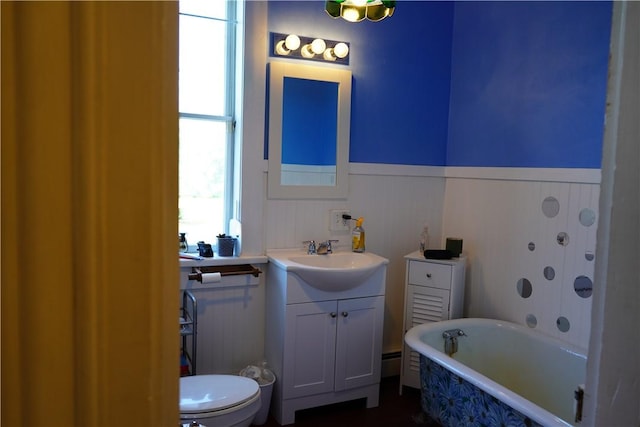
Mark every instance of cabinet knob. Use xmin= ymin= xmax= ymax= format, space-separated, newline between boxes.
xmin=342 ymin=311 xmax=349 ymax=317
xmin=330 ymin=312 xmax=337 ymax=318
xmin=426 ymin=273 xmax=432 ymax=278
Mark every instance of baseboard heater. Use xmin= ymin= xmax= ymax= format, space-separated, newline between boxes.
xmin=382 ymin=351 xmax=402 ymax=361
xmin=381 ymin=351 xmax=402 ymax=377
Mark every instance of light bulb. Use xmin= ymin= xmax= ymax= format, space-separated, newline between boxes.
xmin=342 ymin=8 xmax=363 ymax=22
xmin=333 ymin=42 xmax=349 ymax=59
xmin=275 ymin=40 xmax=290 ymax=55
xmin=323 ymin=49 xmax=337 ymax=61
xmin=284 ymin=34 xmax=300 ymax=51
xmin=310 ymin=39 xmax=327 ymax=55
xmin=301 ymin=44 xmax=315 ymax=58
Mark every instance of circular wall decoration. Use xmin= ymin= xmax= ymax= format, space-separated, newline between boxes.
xmin=556 ymin=316 xmax=570 ymax=332
xmin=542 ymin=196 xmax=560 ymax=218
xmin=526 ymin=314 xmax=537 ymax=328
xmin=579 ymin=208 xmax=596 ymax=227
xmin=574 ymin=276 xmax=593 ymax=298
xmin=543 ymin=266 xmax=555 ymax=281
xmin=585 ymin=252 xmax=595 ymax=261
xmin=528 ymin=242 xmax=536 ymax=251
xmin=517 ymin=278 xmax=533 ymax=298
xmin=557 ymin=232 xmax=570 ymax=246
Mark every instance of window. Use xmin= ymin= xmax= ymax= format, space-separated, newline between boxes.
xmin=178 ymin=0 xmax=242 ymax=248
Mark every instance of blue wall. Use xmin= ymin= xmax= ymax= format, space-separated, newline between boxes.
xmin=447 ymin=1 xmax=612 ymax=168
xmin=266 ymin=1 xmax=611 ymax=169
xmin=267 ymin=0 xmax=454 ymax=166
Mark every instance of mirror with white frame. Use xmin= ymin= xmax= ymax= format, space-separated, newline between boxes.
xmin=268 ymin=61 xmax=351 ymax=199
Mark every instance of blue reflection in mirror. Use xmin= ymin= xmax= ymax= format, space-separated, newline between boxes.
xmin=281 ymin=77 xmax=338 ymax=186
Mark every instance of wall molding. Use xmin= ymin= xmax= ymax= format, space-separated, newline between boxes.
xmin=265 ymin=161 xmax=602 ymax=184
xmin=348 ymin=163 xmax=601 ymax=184
xmin=350 ymin=162 xmax=446 ymax=177
xmin=445 ymin=166 xmax=601 ymax=184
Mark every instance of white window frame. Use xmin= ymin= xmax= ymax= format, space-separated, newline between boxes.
xmin=178 ymin=0 xmax=244 ymax=248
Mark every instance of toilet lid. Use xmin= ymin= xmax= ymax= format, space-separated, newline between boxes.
xmin=180 ymin=375 xmax=259 ymax=414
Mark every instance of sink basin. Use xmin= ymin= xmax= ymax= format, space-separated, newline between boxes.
xmin=268 ymin=250 xmax=388 ymax=292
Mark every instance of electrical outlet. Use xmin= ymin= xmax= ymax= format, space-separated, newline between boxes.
xmin=329 ymin=210 xmax=351 ymax=232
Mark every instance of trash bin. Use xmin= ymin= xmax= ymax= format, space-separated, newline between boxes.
xmin=240 ymin=363 xmax=276 ymax=425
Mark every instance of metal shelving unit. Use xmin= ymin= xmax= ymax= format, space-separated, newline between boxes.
xmin=180 ymin=290 xmax=197 ymax=376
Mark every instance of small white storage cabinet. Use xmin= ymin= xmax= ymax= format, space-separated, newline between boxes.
xmin=266 ymin=261 xmax=387 ymax=425
xmin=400 ymin=251 xmax=466 ymax=390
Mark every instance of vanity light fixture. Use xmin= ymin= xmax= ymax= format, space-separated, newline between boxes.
xmin=271 ymin=32 xmax=350 ymax=65
xmin=325 ymin=0 xmax=396 ymax=22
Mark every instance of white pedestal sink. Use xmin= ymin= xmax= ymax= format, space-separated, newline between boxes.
xmin=267 ymin=250 xmax=388 ymax=292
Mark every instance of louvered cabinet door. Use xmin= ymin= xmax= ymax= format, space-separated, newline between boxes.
xmin=399 ymin=253 xmax=466 ymax=391
xmin=401 ymin=285 xmax=450 ymax=389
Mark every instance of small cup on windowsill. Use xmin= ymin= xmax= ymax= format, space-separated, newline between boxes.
xmin=216 ymin=234 xmax=237 ymax=257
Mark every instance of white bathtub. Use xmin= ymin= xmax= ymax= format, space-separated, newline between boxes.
xmin=404 ymin=318 xmax=586 ymax=427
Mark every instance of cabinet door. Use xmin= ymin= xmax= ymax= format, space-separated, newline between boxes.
xmin=334 ymin=296 xmax=384 ymax=391
xmin=402 ymin=285 xmax=450 ymax=388
xmin=283 ymin=300 xmax=337 ymax=399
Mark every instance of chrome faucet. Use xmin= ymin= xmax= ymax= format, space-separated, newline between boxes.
xmin=317 ymin=240 xmax=339 ymax=255
xmin=303 ymin=240 xmax=317 ymax=254
xmin=442 ymin=328 xmax=466 ymax=356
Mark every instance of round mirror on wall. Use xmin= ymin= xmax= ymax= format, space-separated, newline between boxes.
xmin=574 ymin=276 xmax=593 ymax=298
xmin=517 ymin=278 xmax=533 ymax=298
xmin=543 ymin=266 xmax=555 ymax=280
xmin=579 ymin=208 xmax=596 ymax=227
xmin=526 ymin=314 xmax=537 ymax=328
xmin=557 ymin=316 xmax=570 ymax=332
xmin=542 ymin=196 xmax=560 ymax=218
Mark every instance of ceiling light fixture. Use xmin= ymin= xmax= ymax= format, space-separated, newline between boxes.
xmin=325 ymin=0 xmax=396 ymax=22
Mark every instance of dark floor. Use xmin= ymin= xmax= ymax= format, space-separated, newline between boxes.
xmin=260 ymin=376 xmax=441 ymax=427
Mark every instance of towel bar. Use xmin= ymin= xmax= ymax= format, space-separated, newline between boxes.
xmin=188 ymin=264 xmax=262 ymax=282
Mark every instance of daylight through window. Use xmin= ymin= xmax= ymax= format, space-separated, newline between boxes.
xmin=178 ymin=0 xmax=241 ymax=248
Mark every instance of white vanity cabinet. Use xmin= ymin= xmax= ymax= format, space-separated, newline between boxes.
xmin=283 ymin=296 xmax=384 ymax=399
xmin=400 ymin=251 xmax=466 ymax=390
xmin=266 ymin=260 xmax=387 ymax=425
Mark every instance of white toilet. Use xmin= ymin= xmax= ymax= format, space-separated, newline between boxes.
xmin=180 ymin=374 xmax=261 ymax=427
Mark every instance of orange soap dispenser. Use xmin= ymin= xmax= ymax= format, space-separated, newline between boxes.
xmin=351 ymin=217 xmax=365 ymax=253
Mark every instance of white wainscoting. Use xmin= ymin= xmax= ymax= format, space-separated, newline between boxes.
xmin=180 ymin=272 xmax=267 ymax=375
xmin=443 ymin=173 xmax=600 ymax=349
xmin=203 ymin=164 xmax=599 ymax=373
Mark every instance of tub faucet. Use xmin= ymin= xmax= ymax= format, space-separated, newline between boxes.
xmin=317 ymin=240 xmax=339 ymax=255
xmin=443 ymin=328 xmax=466 ymax=356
